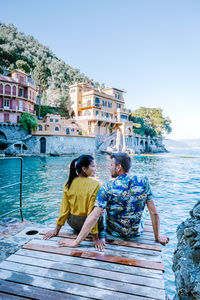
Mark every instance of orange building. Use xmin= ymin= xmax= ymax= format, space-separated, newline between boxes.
xmin=69 ymin=82 xmax=133 ymax=137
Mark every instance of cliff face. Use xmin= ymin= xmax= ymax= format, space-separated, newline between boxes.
xmin=173 ymin=200 xmax=200 ymax=299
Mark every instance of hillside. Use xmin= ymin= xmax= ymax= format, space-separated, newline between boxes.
xmin=164 ymin=138 xmax=200 ymax=149
xmin=0 ymin=22 xmax=103 ymax=108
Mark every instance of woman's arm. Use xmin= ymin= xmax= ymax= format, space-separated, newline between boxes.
xmin=43 ymin=185 xmax=70 ymax=240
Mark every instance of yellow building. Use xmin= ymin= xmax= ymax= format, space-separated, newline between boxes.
xmin=32 ymin=113 xmax=83 ymax=136
xmin=69 ymin=82 xmax=133 ymax=136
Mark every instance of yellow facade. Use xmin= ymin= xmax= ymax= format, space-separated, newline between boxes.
xmin=69 ymin=82 xmax=133 ymax=137
xmin=32 ymin=113 xmax=83 ymax=136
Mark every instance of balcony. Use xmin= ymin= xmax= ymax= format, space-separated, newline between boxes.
xmin=80 ymin=103 xmax=102 ymax=109
xmin=74 ymin=115 xmax=117 ymax=123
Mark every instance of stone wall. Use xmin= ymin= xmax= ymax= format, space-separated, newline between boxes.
xmin=0 ymin=125 xmax=167 ymax=156
xmin=173 ymin=200 xmax=200 ymax=299
xmin=4 ymin=135 xmax=96 ymax=156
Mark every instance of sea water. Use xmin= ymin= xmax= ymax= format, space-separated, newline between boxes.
xmin=0 ymin=149 xmax=200 ymax=298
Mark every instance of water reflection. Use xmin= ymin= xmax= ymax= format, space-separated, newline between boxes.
xmin=0 ymin=151 xmax=200 ymax=298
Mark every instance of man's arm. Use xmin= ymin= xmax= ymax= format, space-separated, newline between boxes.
xmin=146 ymin=200 xmax=169 ymax=246
xmin=58 ymin=207 xmax=104 ymax=248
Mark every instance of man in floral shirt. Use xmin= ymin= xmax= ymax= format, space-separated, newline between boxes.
xmin=59 ymin=153 xmax=169 ymax=250
xmin=96 ymin=173 xmax=152 ymax=238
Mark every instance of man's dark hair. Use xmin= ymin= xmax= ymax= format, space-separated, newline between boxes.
xmin=111 ymin=153 xmax=131 ymax=172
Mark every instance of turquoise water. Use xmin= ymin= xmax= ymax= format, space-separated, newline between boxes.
xmin=1 ymin=149 xmax=200 ymax=298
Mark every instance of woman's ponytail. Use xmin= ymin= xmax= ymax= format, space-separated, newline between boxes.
xmin=66 ymin=157 xmax=79 ymax=189
xmin=66 ymin=155 xmax=94 ymax=189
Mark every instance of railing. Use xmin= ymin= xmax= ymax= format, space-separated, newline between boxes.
xmin=0 ymin=157 xmax=23 ymax=221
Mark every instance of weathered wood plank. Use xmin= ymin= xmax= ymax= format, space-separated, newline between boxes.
xmin=0 ymin=293 xmax=28 ymax=300
xmin=7 ymin=254 xmax=165 ymax=289
xmin=0 ymin=279 xmax=85 ymax=300
xmin=23 ymin=242 xmax=164 ymax=271
xmin=105 ymin=232 xmax=159 ymax=245
xmin=16 ymin=249 xmax=163 ymax=278
xmin=40 ymin=231 xmax=161 ymax=251
xmin=0 ymin=268 xmax=163 ymax=299
xmin=34 ymin=237 xmax=162 ymax=262
xmin=0 ymin=261 xmax=165 ymax=299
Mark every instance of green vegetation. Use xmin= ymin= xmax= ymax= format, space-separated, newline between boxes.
xmin=34 ymin=104 xmax=69 ymax=118
xmin=19 ymin=113 xmax=38 ymax=133
xmin=129 ymin=107 xmax=172 ymax=138
xmin=16 ymin=60 xmax=31 ymax=73
xmin=0 ymin=22 xmax=103 ymax=109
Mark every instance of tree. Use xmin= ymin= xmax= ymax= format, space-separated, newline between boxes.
xmin=16 ymin=60 xmax=30 ymax=73
xmin=33 ymin=61 xmax=51 ymax=118
xmin=19 ymin=113 xmax=38 ymax=133
xmin=130 ymin=107 xmax=172 ymax=137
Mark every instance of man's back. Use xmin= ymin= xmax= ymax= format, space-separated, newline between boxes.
xmin=96 ymin=174 xmax=153 ymax=237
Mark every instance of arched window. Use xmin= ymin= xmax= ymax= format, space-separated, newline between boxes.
xmin=13 ymin=86 xmax=16 ymax=96
xmin=5 ymin=85 xmax=11 ymax=95
xmin=55 ymin=127 xmax=59 ymax=131
xmin=38 ymin=125 xmax=43 ymax=131
xmin=0 ymin=84 xmax=3 ymax=94
xmin=66 ymin=128 xmax=70 ymax=135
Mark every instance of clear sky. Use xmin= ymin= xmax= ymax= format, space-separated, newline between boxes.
xmin=1 ymin=0 xmax=200 ymax=140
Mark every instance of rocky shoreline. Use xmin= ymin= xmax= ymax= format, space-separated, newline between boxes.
xmin=173 ymin=200 xmax=200 ymax=299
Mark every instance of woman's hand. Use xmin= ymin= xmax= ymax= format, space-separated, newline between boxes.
xmin=43 ymin=229 xmax=58 ymax=240
xmin=93 ymin=238 xmax=106 ymax=251
xmin=58 ymin=238 xmax=78 ymax=248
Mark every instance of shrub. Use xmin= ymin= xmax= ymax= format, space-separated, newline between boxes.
xmin=19 ymin=113 xmax=38 ymax=133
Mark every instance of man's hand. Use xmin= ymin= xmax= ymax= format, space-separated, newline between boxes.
xmin=43 ymin=229 xmax=58 ymax=240
xmin=156 ymin=235 xmax=170 ymax=246
xmin=93 ymin=238 xmax=106 ymax=252
xmin=58 ymin=238 xmax=78 ymax=248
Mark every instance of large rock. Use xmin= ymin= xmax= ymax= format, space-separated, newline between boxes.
xmin=173 ymin=201 xmax=200 ymax=299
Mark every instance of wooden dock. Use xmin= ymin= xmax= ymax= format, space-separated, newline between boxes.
xmin=0 ymin=220 xmax=166 ymax=299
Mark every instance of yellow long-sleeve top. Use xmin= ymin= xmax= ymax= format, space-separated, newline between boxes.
xmin=56 ymin=177 xmax=101 ymax=234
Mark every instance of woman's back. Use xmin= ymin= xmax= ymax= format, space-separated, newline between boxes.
xmin=65 ymin=177 xmax=100 ymax=217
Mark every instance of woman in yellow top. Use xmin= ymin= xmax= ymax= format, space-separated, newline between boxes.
xmin=44 ymin=155 xmax=105 ymax=250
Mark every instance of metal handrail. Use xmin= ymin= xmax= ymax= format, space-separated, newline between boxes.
xmin=0 ymin=157 xmax=23 ymax=221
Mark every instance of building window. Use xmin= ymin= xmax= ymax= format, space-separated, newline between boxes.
xmin=19 ymin=101 xmax=23 ymax=111
xmin=55 ymin=127 xmax=59 ymax=131
xmin=121 ymin=114 xmax=128 ymax=120
xmin=117 ymin=103 xmax=121 ymax=109
xmin=96 ymin=111 xmax=99 ymax=115
xmin=115 ymin=93 xmax=120 ymax=99
xmin=66 ymin=128 xmax=70 ymax=134
xmin=19 ymin=88 xmax=24 ymax=97
xmin=88 ymin=121 xmax=91 ymax=126
xmin=71 ymin=128 xmax=74 ymax=132
xmin=13 ymin=86 xmax=16 ymax=96
xmin=95 ymin=97 xmax=100 ymax=107
xmin=50 ymin=119 xmax=53 ymax=122
xmin=106 ymin=113 xmax=109 ymax=118
xmin=38 ymin=125 xmax=43 ymax=131
xmin=70 ymin=88 xmax=76 ymax=93
xmin=0 ymin=84 xmax=3 ymax=94
xmin=5 ymin=85 xmax=11 ymax=95
xmin=4 ymin=99 xmax=10 ymax=109
xmin=55 ymin=119 xmax=59 ymax=122
xmin=102 ymin=100 xmax=107 ymax=107
xmin=108 ymin=102 xmax=112 ymax=108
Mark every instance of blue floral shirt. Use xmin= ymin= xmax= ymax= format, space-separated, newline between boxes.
xmin=95 ymin=174 xmax=153 ymax=237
